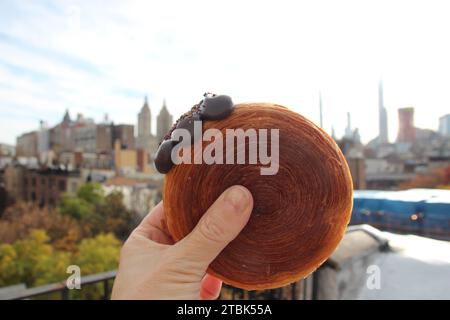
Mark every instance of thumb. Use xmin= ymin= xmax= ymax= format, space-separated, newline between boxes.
xmin=176 ymin=185 xmax=253 ymax=271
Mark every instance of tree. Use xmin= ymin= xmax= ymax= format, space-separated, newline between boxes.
xmin=72 ymin=233 xmax=121 ymax=300
xmin=59 ymin=183 xmax=136 ymax=240
xmin=0 ymin=230 xmax=70 ymax=287
xmin=0 ymin=203 xmax=82 ymax=251
xmin=99 ymin=191 xmax=136 ymax=240
xmin=74 ymin=233 xmax=121 ymax=275
xmin=59 ymin=196 xmax=93 ymax=220
xmin=0 ymin=182 xmax=135 ymax=298
xmin=0 ymin=230 xmax=122 ymax=299
xmin=76 ymin=183 xmax=105 ymax=206
xmin=0 ymin=243 xmax=18 ymax=287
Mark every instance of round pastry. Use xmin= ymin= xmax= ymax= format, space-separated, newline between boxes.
xmin=154 ymin=94 xmax=353 ymax=290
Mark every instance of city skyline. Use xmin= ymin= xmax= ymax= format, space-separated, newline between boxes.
xmin=1 ymin=1 xmax=450 ymax=145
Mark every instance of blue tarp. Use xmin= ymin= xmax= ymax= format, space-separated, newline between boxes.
xmin=351 ymin=189 xmax=450 ymax=232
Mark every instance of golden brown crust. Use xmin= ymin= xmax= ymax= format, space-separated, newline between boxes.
xmin=163 ymin=103 xmax=353 ymax=290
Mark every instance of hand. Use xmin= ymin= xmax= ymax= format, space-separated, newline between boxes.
xmin=111 ymin=185 xmax=253 ymax=300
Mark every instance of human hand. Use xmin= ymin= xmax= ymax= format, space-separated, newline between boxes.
xmin=111 ymin=185 xmax=253 ymax=300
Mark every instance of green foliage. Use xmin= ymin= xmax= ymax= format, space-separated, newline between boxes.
xmin=70 ymin=233 xmax=121 ymax=300
xmin=0 ymin=181 xmax=136 ymax=299
xmin=77 ymin=183 xmax=105 ymax=206
xmin=74 ymin=233 xmax=121 ymax=275
xmin=59 ymin=195 xmax=93 ymax=220
xmin=0 ymin=243 xmax=18 ymax=287
xmin=0 ymin=203 xmax=82 ymax=251
xmin=58 ymin=183 xmax=135 ymax=240
xmin=0 ymin=230 xmax=70 ymax=287
xmin=0 ymin=230 xmax=121 ymax=299
xmin=100 ymin=191 xmax=135 ymax=240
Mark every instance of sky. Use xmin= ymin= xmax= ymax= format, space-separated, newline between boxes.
xmin=0 ymin=0 xmax=450 ymax=145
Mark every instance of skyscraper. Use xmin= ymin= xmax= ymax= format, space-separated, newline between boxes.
xmin=439 ymin=114 xmax=450 ymax=137
xmin=136 ymin=96 xmax=157 ymax=155
xmin=378 ymin=79 xmax=389 ymax=144
xmin=156 ymin=100 xmax=173 ymax=143
xmin=344 ymin=112 xmax=353 ymax=139
xmin=397 ymin=107 xmax=416 ymax=143
xmin=137 ymin=96 xmax=151 ymax=137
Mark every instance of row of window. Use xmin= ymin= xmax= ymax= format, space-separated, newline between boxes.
xmin=24 ymin=176 xmax=67 ymax=191
xmin=28 ymin=192 xmax=56 ymax=207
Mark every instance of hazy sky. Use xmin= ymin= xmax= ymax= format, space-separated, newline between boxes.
xmin=1 ymin=0 xmax=449 ymax=145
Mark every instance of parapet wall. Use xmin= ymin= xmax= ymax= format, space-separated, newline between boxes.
xmin=315 ymin=225 xmax=389 ymax=300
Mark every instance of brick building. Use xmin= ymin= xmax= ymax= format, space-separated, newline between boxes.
xmin=113 ymin=124 xmax=135 ymax=150
xmin=4 ymin=164 xmax=82 ymax=207
xmin=16 ymin=131 xmax=38 ymax=157
xmin=397 ymin=107 xmax=416 ymax=143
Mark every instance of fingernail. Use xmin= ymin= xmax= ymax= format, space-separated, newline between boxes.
xmin=224 ymin=186 xmax=250 ymax=212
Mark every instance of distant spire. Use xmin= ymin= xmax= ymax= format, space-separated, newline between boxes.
xmin=160 ymin=99 xmax=169 ymax=115
xmin=63 ymin=109 xmax=71 ymax=123
xmin=347 ymin=112 xmax=351 ymax=129
xmin=142 ymin=96 xmax=150 ymax=111
xmin=378 ymin=78 xmax=383 ymax=111
xmin=378 ymin=78 xmax=389 ymax=144
xmin=319 ymin=91 xmax=323 ymax=128
xmin=345 ymin=112 xmax=353 ymax=139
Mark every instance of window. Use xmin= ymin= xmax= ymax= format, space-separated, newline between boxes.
xmin=58 ymin=179 xmax=66 ymax=191
xmin=71 ymin=182 xmax=78 ymax=193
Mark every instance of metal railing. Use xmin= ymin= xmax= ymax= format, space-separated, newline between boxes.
xmin=3 ymin=271 xmax=116 ymax=300
xmin=3 ymin=270 xmax=318 ymax=300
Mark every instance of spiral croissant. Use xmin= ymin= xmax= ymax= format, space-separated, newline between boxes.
xmin=163 ymin=103 xmax=353 ymax=290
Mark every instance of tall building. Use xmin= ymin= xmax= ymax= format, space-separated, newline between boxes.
xmin=397 ymin=107 xmax=416 ymax=143
xmin=16 ymin=131 xmax=38 ymax=157
xmin=113 ymin=124 xmax=135 ymax=150
xmin=37 ymin=121 xmax=51 ymax=164
xmin=138 ymin=96 xmax=151 ymax=137
xmin=72 ymin=123 xmax=113 ymax=154
xmin=136 ymin=96 xmax=158 ymax=155
xmin=50 ymin=110 xmax=74 ymax=153
xmin=156 ymin=100 xmax=173 ymax=143
xmin=378 ymin=79 xmax=389 ymax=144
xmin=439 ymin=114 xmax=450 ymax=137
xmin=344 ymin=112 xmax=353 ymax=139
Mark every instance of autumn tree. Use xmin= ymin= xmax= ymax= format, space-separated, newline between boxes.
xmin=0 ymin=203 xmax=82 ymax=251
xmin=59 ymin=183 xmax=136 ymax=240
xmin=0 ymin=230 xmax=122 ymax=299
xmin=0 ymin=230 xmax=70 ymax=287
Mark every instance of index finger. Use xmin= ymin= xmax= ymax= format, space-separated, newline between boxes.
xmin=133 ymin=201 xmax=174 ymax=244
